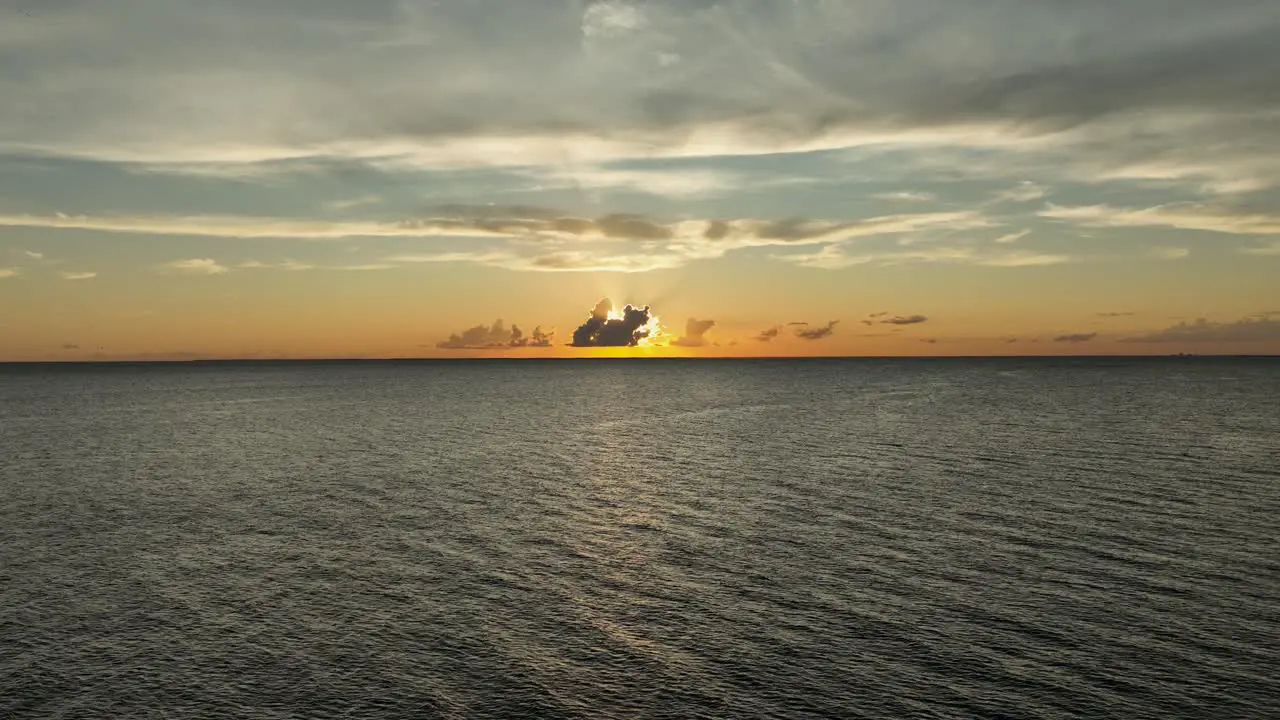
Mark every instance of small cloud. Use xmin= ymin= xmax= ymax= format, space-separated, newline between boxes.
xmin=1149 ymin=247 xmax=1190 ymax=261
xmin=325 ymin=195 xmax=383 ymax=211
xmin=162 ymin=258 xmax=228 ymax=275
xmin=872 ymin=191 xmax=935 ymax=203
xmin=59 ymin=271 xmax=97 ymax=280
xmin=755 ymin=326 xmax=780 ymax=342
xmin=920 ymin=338 xmax=938 ymax=344
xmin=331 ymin=264 xmax=395 ymax=271
xmin=1097 ymin=312 xmax=1135 ymax=318
xmin=24 ymin=250 xmax=44 ymax=260
xmin=980 ymin=252 xmax=1072 ymax=267
xmin=993 ymin=230 xmax=1031 ymax=244
xmin=881 ymin=314 xmax=928 ymax=326
xmin=1054 ymin=333 xmax=1097 ymax=343
xmin=0 ymin=268 xmax=18 ymax=279
xmin=1004 ymin=338 xmax=1020 ymax=344
xmin=671 ymin=318 xmax=716 ymax=347
xmin=437 ymin=319 xmax=555 ymax=349
xmin=795 ymin=321 xmax=839 ymax=340
xmin=61 ymin=343 xmax=80 ymax=350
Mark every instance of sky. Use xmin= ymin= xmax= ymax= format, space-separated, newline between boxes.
xmin=2 ymin=0 xmax=1279 ymax=360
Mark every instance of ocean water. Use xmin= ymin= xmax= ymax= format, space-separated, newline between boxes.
xmin=1 ymin=358 xmax=1277 ymax=719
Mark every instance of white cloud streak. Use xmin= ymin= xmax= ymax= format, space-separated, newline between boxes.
xmin=161 ymin=258 xmax=228 ymax=275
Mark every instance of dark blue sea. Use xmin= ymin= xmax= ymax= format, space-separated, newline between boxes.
xmin=2 ymin=358 xmax=1278 ymax=719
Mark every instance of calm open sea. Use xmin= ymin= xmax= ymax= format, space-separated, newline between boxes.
xmin=2 ymin=358 xmax=1277 ymax=718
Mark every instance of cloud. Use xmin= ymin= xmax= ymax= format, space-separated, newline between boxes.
xmin=872 ymin=191 xmax=935 ymax=203
xmin=783 ymin=243 xmax=1070 ymax=269
xmin=1041 ymin=203 xmax=1280 ymax=235
xmin=671 ymin=318 xmax=716 ymax=347
xmin=754 ymin=326 xmax=780 ymax=342
xmin=993 ymin=230 xmax=1031 ymax=244
xmin=570 ymin=298 xmax=656 ymax=347
xmin=0 ymin=208 xmax=991 ymax=274
xmin=161 ymin=258 xmax=228 ymax=275
xmin=58 ymin=271 xmax=97 ymax=280
xmin=6 ymin=0 xmax=1279 ymax=184
xmin=1097 ymin=312 xmax=1135 ymax=318
xmin=0 ymin=268 xmax=18 ymax=279
xmin=1054 ymin=333 xmax=1098 ymax=343
xmin=437 ymin=319 xmax=555 ymax=350
xmin=239 ymin=259 xmax=394 ymax=272
xmin=23 ymin=250 xmax=44 ymax=260
xmin=881 ymin=314 xmax=929 ymax=326
xmin=61 ymin=344 xmax=80 ymax=350
xmin=1121 ymin=315 xmax=1280 ymax=343
xmin=515 ymin=166 xmax=742 ymax=198
xmin=325 ymin=195 xmax=383 ymax=211
xmin=795 ymin=321 xmax=839 ymax=340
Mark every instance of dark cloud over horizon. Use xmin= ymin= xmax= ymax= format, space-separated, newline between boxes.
xmin=438 ymin=319 xmax=554 ymax=349
xmin=570 ymin=298 xmax=655 ymax=347
xmin=1054 ymin=333 xmax=1098 ymax=343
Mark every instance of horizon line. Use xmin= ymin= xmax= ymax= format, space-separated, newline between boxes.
xmin=2 ymin=354 xmax=1275 ymax=366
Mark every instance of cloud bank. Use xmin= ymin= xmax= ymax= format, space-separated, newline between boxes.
xmin=437 ymin=320 xmax=554 ymax=349
xmin=1122 ymin=315 xmax=1280 ymax=343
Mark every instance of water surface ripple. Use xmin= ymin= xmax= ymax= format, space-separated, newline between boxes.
xmin=2 ymin=359 xmax=1278 ymax=718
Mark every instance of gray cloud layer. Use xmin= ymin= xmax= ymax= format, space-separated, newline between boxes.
xmin=4 ymin=0 xmax=1278 ymax=190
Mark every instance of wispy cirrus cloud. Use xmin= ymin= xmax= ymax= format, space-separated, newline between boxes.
xmin=0 ymin=206 xmax=995 ymax=273
xmin=161 ymin=258 xmax=228 ymax=275
xmin=781 ymin=244 xmax=1071 ymax=270
xmin=1041 ymin=203 xmax=1280 ymax=235
xmin=58 ymin=271 xmax=97 ymax=280
xmin=0 ymin=208 xmax=985 ymax=244
xmin=0 ymin=268 xmax=19 ymax=279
